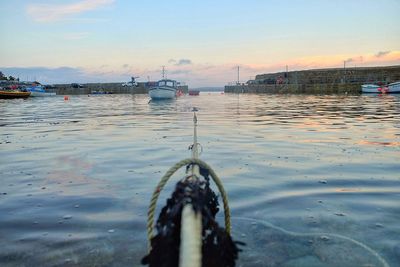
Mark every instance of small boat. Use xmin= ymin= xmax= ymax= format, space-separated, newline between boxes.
xmin=188 ymin=90 xmax=200 ymax=96
xmin=91 ymin=91 xmax=113 ymax=94
xmin=0 ymin=90 xmax=31 ymax=99
xmin=149 ymin=79 xmax=178 ymax=100
xmin=361 ymin=84 xmax=380 ymax=93
xmin=388 ymin=81 xmax=400 ymax=93
xmin=26 ymin=85 xmax=56 ymax=97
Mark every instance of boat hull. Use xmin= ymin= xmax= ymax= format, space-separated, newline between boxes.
xmin=30 ymin=91 xmax=56 ymax=97
xmin=0 ymin=91 xmax=31 ymax=99
xmin=361 ymin=84 xmax=380 ymax=93
xmin=26 ymin=86 xmax=56 ymax=97
xmin=149 ymin=87 xmax=177 ymax=99
xmin=388 ymin=82 xmax=400 ymax=93
xmin=188 ymin=90 xmax=200 ymax=96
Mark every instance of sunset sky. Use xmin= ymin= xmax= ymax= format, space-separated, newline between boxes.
xmin=1 ymin=0 xmax=399 ymax=87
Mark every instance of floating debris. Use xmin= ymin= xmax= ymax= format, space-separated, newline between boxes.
xmin=63 ymin=215 xmax=72 ymax=220
xmin=318 ymin=180 xmax=327 ymax=184
xmin=108 ymin=229 xmax=115 ymax=233
xmin=74 ymin=204 xmax=80 ymax=208
xmin=320 ymin=235 xmax=330 ymax=241
xmin=334 ymin=213 xmax=346 ymax=217
xmin=375 ymin=223 xmax=384 ymax=228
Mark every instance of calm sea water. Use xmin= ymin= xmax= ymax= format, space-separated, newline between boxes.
xmin=1 ymin=93 xmax=399 ymax=267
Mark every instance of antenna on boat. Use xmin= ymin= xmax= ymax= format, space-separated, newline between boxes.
xmin=162 ymin=66 xmax=165 ymax=79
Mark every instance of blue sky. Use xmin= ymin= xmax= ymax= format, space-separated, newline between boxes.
xmin=1 ymin=0 xmax=399 ymax=87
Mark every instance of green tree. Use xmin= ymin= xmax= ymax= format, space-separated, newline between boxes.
xmin=0 ymin=71 xmax=7 ymax=80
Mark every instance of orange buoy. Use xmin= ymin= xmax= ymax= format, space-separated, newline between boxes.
xmin=64 ymin=96 xmax=69 ymax=100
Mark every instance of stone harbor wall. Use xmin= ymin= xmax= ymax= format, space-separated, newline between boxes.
xmin=254 ymin=65 xmax=400 ymax=85
xmin=225 ymin=65 xmax=400 ymax=94
xmin=46 ymin=83 xmax=188 ymax=95
xmin=225 ymin=83 xmax=362 ymax=94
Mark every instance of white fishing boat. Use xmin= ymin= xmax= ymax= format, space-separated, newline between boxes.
xmin=361 ymin=84 xmax=380 ymax=93
xmin=26 ymin=85 xmax=56 ymax=97
xmin=388 ymin=81 xmax=400 ymax=93
xmin=148 ymin=79 xmax=178 ymax=100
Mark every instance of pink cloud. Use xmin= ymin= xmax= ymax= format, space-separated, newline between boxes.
xmin=27 ymin=0 xmax=115 ymax=22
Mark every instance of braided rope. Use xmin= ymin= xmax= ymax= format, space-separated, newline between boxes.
xmin=146 ymin=158 xmax=231 ymax=250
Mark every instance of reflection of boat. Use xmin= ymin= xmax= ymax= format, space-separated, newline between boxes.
xmin=26 ymin=85 xmax=56 ymax=97
xmin=388 ymin=81 xmax=400 ymax=93
xmin=361 ymin=84 xmax=380 ymax=93
xmin=0 ymin=90 xmax=31 ymax=99
xmin=149 ymin=79 xmax=177 ymax=100
xmin=188 ymin=90 xmax=200 ymax=96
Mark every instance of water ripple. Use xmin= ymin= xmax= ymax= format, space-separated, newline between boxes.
xmin=1 ymin=93 xmax=399 ymax=266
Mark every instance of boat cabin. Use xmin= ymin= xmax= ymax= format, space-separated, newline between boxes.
xmin=158 ymin=79 xmax=177 ymax=88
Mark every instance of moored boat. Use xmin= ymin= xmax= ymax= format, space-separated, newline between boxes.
xmin=91 ymin=91 xmax=113 ymax=94
xmin=388 ymin=81 xmax=400 ymax=93
xmin=188 ymin=90 xmax=200 ymax=96
xmin=26 ymin=85 xmax=56 ymax=97
xmin=149 ymin=79 xmax=178 ymax=100
xmin=361 ymin=84 xmax=380 ymax=93
xmin=0 ymin=90 xmax=31 ymax=99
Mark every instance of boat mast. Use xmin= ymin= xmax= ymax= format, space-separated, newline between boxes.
xmin=162 ymin=66 xmax=165 ymax=79
xmin=237 ymin=66 xmax=240 ymax=85
xmin=189 ymin=109 xmax=200 ymax=178
xmin=179 ymin=110 xmax=202 ymax=267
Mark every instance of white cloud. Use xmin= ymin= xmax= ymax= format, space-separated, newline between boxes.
xmin=168 ymin=58 xmax=192 ymax=66
xmin=175 ymin=59 xmax=192 ymax=66
xmin=27 ymin=0 xmax=115 ymax=22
